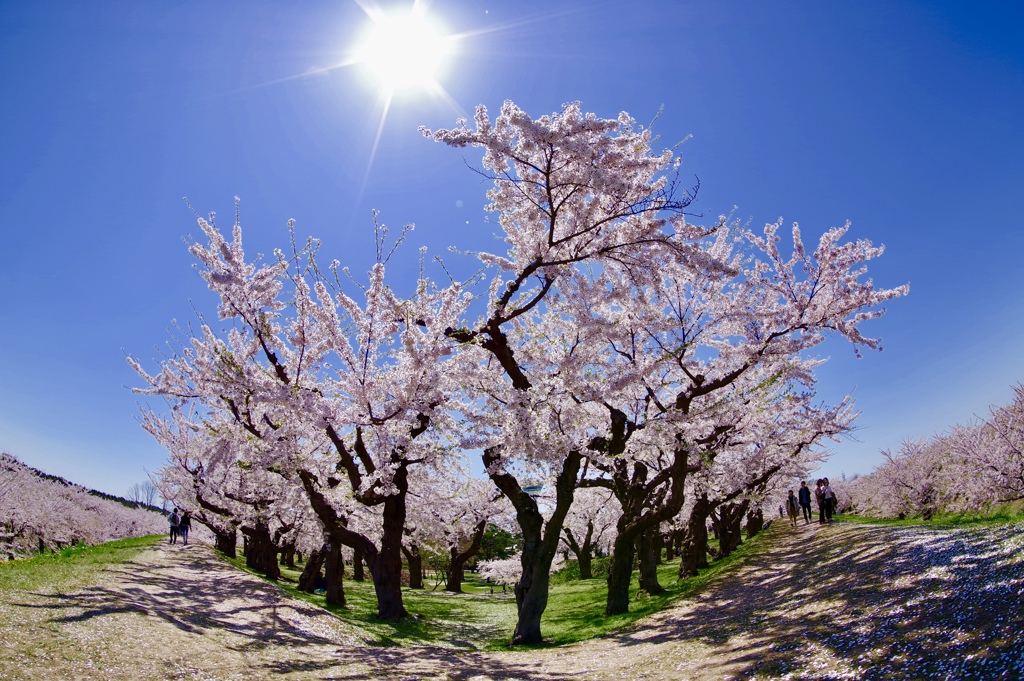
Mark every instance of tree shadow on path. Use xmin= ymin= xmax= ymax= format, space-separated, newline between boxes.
xmin=594 ymin=521 xmax=1024 ymax=679
xmin=9 ymin=523 xmax=1024 ymax=680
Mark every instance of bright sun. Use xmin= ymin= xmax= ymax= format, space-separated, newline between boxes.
xmin=357 ymin=11 xmax=452 ymax=91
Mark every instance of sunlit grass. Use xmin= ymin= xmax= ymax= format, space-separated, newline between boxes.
xmin=840 ymin=500 xmax=1024 ymax=527
xmin=223 ymin=528 xmax=771 ymax=649
xmin=0 ymin=535 xmax=163 ymax=593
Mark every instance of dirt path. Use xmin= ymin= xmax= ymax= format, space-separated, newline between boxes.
xmin=2 ymin=521 xmax=1023 ymax=680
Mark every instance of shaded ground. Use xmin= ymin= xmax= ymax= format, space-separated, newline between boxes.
xmin=2 ymin=521 xmax=1023 ymax=680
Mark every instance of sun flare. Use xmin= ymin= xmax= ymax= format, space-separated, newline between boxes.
xmin=357 ymin=11 xmax=452 ymax=91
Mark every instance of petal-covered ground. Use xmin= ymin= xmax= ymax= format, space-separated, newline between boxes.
xmin=1 ymin=521 xmax=1022 ymax=680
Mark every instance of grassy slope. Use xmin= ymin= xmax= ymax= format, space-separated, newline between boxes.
xmin=841 ymin=499 xmax=1024 ymax=528
xmin=225 ymin=528 xmax=771 ymax=650
xmin=0 ymin=535 xmax=163 ymax=593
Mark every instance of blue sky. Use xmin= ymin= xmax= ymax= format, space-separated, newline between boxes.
xmin=1 ymin=1 xmax=1022 ymax=496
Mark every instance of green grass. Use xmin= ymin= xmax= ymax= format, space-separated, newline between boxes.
xmin=223 ymin=528 xmax=770 ymax=650
xmin=840 ymin=500 xmax=1024 ymax=528
xmin=0 ymin=534 xmax=164 ymax=593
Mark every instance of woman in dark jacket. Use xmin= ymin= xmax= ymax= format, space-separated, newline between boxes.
xmin=178 ymin=511 xmax=192 ymax=545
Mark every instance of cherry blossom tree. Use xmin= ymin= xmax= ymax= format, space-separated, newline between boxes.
xmin=132 ymin=216 xmax=470 ymax=619
xmin=850 ymin=386 xmax=1024 ymax=518
xmin=422 ymin=100 xmax=906 ymax=636
xmin=560 ymin=487 xmax=619 ymax=579
xmin=423 ymin=100 xmax=710 ymax=644
xmin=133 ymin=98 xmax=907 ymax=642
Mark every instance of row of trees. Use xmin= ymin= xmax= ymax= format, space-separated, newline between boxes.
xmin=133 ymin=101 xmax=905 ymax=644
xmin=0 ymin=453 xmax=168 ymax=559
xmin=847 ymin=384 xmax=1024 ymax=519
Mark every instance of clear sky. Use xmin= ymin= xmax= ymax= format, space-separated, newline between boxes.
xmin=1 ymin=1 xmax=1022 ymax=496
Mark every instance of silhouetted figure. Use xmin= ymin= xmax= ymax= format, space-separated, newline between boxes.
xmin=823 ymin=478 xmax=836 ymax=523
xmin=798 ymin=481 xmax=813 ymax=524
xmin=815 ymin=480 xmax=826 ymax=524
xmin=787 ymin=491 xmax=799 ymax=527
xmin=178 ymin=511 xmax=192 ymax=545
xmin=167 ymin=508 xmax=180 ymax=544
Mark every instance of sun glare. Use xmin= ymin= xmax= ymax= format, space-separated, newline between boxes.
xmin=357 ymin=11 xmax=452 ymax=91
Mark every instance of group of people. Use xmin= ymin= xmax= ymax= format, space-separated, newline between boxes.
xmin=166 ymin=507 xmax=192 ymax=545
xmin=785 ymin=479 xmax=837 ymax=526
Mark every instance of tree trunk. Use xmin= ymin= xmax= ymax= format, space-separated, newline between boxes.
xmin=362 ymin=466 xmax=409 ymax=620
xmin=605 ymin=530 xmax=636 ymax=615
xmin=324 ymin=539 xmax=346 ymax=607
xmin=745 ymin=507 xmax=764 ymax=539
xmin=295 ymin=465 xmax=405 ymax=620
xmin=577 ymin=547 xmax=593 ymax=580
xmin=715 ymin=500 xmax=749 ymax=559
xmin=484 ymin=447 xmax=581 ymax=645
xmin=602 ymin=457 xmax=689 ymax=613
xmin=352 ymin=546 xmax=366 ymax=582
xmin=446 ymin=549 xmax=466 ymax=593
xmin=563 ymin=522 xmax=595 ymax=579
xmin=446 ymin=520 xmax=487 ymax=593
xmin=214 ymin=529 xmax=237 ymax=559
xmin=637 ymin=527 xmax=665 ymax=594
xmin=679 ymin=496 xmax=710 ymax=578
xmin=279 ymin=543 xmax=296 ymax=568
xmin=242 ymin=523 xmax=280 ymax=581
xmin=298 ymin=545 xmax=326 ymax=593
xmin=402 ymin=543 xmax=424 ymax=589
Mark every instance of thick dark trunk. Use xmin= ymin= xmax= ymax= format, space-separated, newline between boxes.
xmin=352 ymin=546 xmax=366 ymax=582
xmin=242 ymin=523 xmax=280 ymax=581
xmin=324 ymin=539 xmax=346 ymax=607
xmin=295 ymin=465 xmax=405 ymax=620
xmin=298 ymin=544 xmax=327 ymax=593
xmin=279 ymin=543 xmax=296 ymax=568
xmin=746 ymin=508 xmax=764 ymax=539
xmin=446 ymin=520 xmax=487 ymax=593
xmin=605 ymin=531 xmax=636 ymax=615
xmin=363 ymin=469 xmax=409 ymax=620
xmin=446 ymin=550 xmax=466 ymax=593
xmin=715 ymin=500 xmax=749 ymax=559
xmin=484 ymin=447 xmax=581 ymax=645
xmin=653 ymin=531 xmax=665 ymax=564
xmin=679 ymin=496 xmax=710 ymax=578
xmin=214 ymin=529 xmax=237 ymax=559
xmin=599 ymin=431 xmax=693 ymax=615
xmin=578 ymin=549 xmax=593 ymax=579
xmin=637 ymin=527 xmax=666 ymax=595
xmin=402 ymin=543 xmax=424 ymax=589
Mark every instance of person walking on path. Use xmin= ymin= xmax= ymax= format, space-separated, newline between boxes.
xmin=823 ymin=479 xmax=836 ymax=523
xmin=178 ymin=511 xmax=192 ymax=545
xmin=798 ymin=481 xmax=813 ymax=524
xmin=786 ymin=491 xmax=799 ymax=527
xmin=815 ymin=480 xmax=826 ymax=524
xmin=168 ymin=508 xmax=180 ymax=544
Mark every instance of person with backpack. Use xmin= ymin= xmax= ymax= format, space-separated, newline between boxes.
xmin=168 ymin=508 xmax=180 ymax=544
xmin=178 ymin=511 xmax=192 ymax=545
xmin=798 ymin=481 xmax=813 ymax=524
xmin=815 ymin=480 xmax=826 ymax=524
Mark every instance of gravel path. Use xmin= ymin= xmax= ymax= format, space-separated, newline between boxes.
xmin=2 ymin=521 xmax=1023 ymax=680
